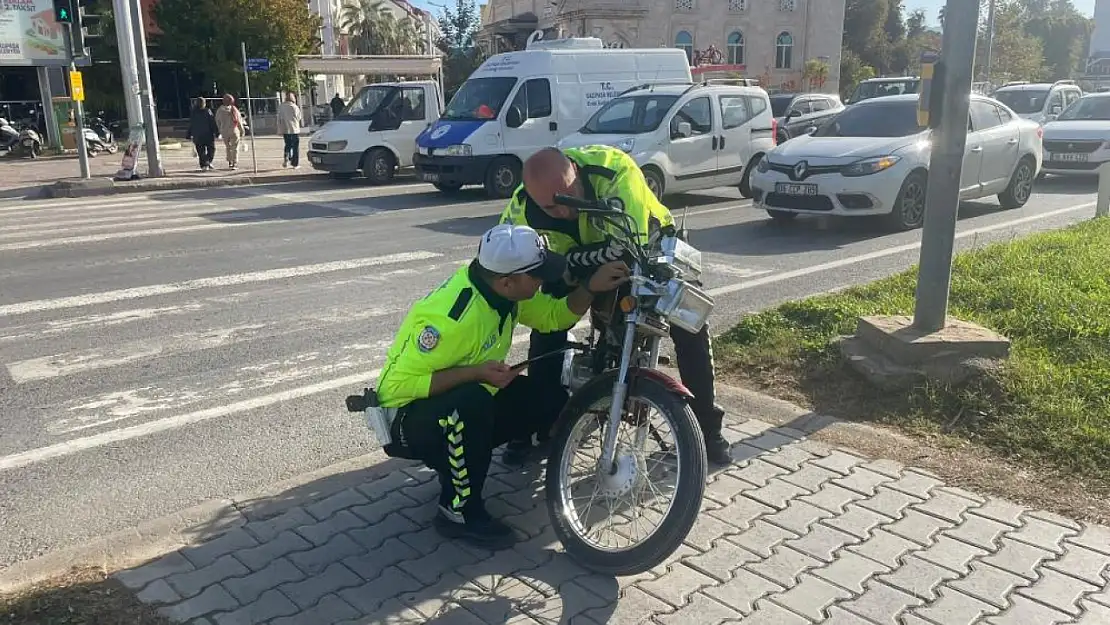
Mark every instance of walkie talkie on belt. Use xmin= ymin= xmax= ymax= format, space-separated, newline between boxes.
xmin=345 ymin=387 xmax=397 ymax=447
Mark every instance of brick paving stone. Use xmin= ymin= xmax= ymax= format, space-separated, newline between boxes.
xmin=706 ymin=493 xmax=774 ymax=531
xmin=221 ymin=557 xmax=304 ymax=605
xmin=683 ymin=510 xmax=742 ymax=551
xmin=857 ymin=487 xmax=922 ymax=519
xmin=885 ymin=509 xmax=956 ymax=547
xmin=911 ymin=587 xmax=999 ymax=625
xmin=744 ymin=479 xmax=809 ymax=510
xmin=353 ymin=469 xmax=417 ymax=501
xmin=655 ymin=592 xmax=743 ymax=623
xmin=763 ymin=500 xmax=834 ymax=535
xmin=449 ymin=579 xmax=538 ymax=623
xmin=166 ymin=554 xmax=249 ymax=600
xmin=823 ymin=504 xmax=891 ymax=541
xmin=397 ymin=572 xmax=482 ymax=619
xmin=521 ymin=580 xmax=612 ymax=623
xmin=728 ymin=520 xmax=798 ymax=559
xmin=731 ymin=599 xmax=812 ymax=625
xmin=703 ymin=567 xmax=784 ymax=616
xmin=425 ymin=603 xmax=488 ymax=624
xmin=211 ymin=589 xmax=299 ymax=625
xmin=1006 ymin=515 xmax=1080 ymax=554
xmin=270 ymin=594 xmax=361 ymax=625
xmin=767 ymin=573 xmax=851 ymax=621
xmin=158 ymin=584 xmax=240 ymax=623
xmin=946 ymin=513 xmax=1011 ymax=551
xmin=1068 ymin=523 xmax=1110 ymax=556
xmin=915 ymin=535 xmax=990 ymax=575
xmin=342 ymin=535 xmax=421 ymax=582
xmin=1076 ymin=600 xmax=1110 ymax=624
xmin=294 ymin=510 xmax=365 ymax=547
xmin=984 ymin=595 xmax=1074 ymax=625
xmin=1015 ymin=567 xmax=1098 ymax=616
xmin=279 ymin=562 xmax=362 ymax=610
xmin=350 ymin=492 xmax=422 ymax=525
xmin=728 ymin=417 xmax=775 ymax=436
xmin=847 ymin=529 xmax=919 ymax=569
xmin=914 ymin=490 xmax=982 ymax=524
xmin=745 ymin=430 xmax=798 ymax=452
xmin=1044 ymin=543 xmax=1110 ymax=585
xmin=748 ymin=545 xmax=822 ymax=588
xmin=234 ymin=530 xmax=312 ymax=572
xmin=812 ymin=450 xmax=865 ymax=476
xmin=833 ymin=467 xmax=894 ymax=497
xmin=862 ymin=459 xmax=905 ymax=479
xmin=780 ymin=464 xmax=840 ymax=493
xmin=727 ymin=459 xmax=788 ymax=487
xmin=286 ymin=533 xmax=364 ymax=575
xmin=728 ymin=442 xmax=768 ymax=465
xmin=885 ymin=471 xmax=944 ymax=499
xmin=981 ymin=537 xmax=1055 ymax=581
xmin=399 ymin=539 xmax=484 ymax=585
xmin=876 ymin=554 xmax=959 ymax=601
xmin=786 ymin=523 xmax=860 ymax=564
xmin=760 ymin=444 xmax=817 ymax=472
xmin=838 ymin=580 xmax=924 ymax=625
xmin=683 ymin=537 xmax=761 ymax=582
xmin=116 ymin=552 xmax=197 ymax=590
xmin=303 ymin=489 xmax=369 ymax=522
xmin=704 ymin=473 xmax=755 ymax=505
xmin=811 ymin=550 xmax=891 ymax=595
xmin=337 ymin=565 xmax=424 ymax=615
xmin=821 ymin=606 xmax=885 ymax=625
xmin=970 ymin=500 xmax=1026 ymax=527
xmin=800 ymin=484 xmax=867 ymax=515
xmin=948 ymin=561 xmax=1030 ymax=609
xmin=583 ymin=586 xmax=671 ymax=624
xmin=137 ymin=579 xmax=181 ymax=604
xmin=1027 ymin=509 xmax=1083 ymax=531
xmin=180 ymin=530 xmax=259 ymax=569
xmin=638 ymin=562 xmax=715 ymax=608
xmin=242 ymin=508 xmax=315 ymax=543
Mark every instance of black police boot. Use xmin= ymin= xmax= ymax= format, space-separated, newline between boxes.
xmin=433 ymin=503 xmax=517 ymax=550
xmin=697 ymin=404 xmax=732 ymax=467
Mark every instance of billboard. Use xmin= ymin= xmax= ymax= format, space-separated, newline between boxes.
xmin=0 ymin=0 xmax=70 ymax=66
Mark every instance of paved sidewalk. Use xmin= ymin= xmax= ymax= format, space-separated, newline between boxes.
xmin=113 ymin=413 xmax=1110 ymax=624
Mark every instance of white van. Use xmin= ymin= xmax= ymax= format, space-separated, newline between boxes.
xmin=413 ymin=33 xmax=692 ymax=198
xmin=307 ymin=80 xmax=444 ymax=184
xmin=558 ymin=81 xmax=776 ymax=199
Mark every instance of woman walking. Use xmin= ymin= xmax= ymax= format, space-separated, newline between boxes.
xmin=277 ymin=92 xmax=303 ymax=169
xmin=214 ymin=94 xmax=244 ymax=170
xmin=186 ymin=97 xmax=218 ymax=171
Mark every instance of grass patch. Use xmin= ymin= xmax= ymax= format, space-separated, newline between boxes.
xmin=0 ymin=567 xmax=170 ymax=624
xmin=717 ymin=218 xmax=1110 ymax=483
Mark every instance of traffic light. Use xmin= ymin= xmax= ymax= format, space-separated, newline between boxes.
xmin=53 ymin=0 xmax=74 ymax=23
xmin=73 ymin=0 xmax=102 ymax=59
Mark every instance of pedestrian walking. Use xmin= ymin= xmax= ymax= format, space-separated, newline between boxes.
xmin=185 ymin=97 xmax=218 ymax=171
xmin=330 ymin=93 xmax=345 ymax=118
xmin=214 ymin=94 xmax=244 ymax=170
xmin=278 ymin=92 xmax=303 ymax=169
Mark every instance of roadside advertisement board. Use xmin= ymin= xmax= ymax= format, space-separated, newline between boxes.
xmin=0 ymin=0 xmax=69 ymax=66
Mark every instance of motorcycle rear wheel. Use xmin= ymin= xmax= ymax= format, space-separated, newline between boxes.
xmin=545 ymin=376 xmax=707 ymax=576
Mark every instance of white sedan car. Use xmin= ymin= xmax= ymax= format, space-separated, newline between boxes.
xmin=1041 ymin=92 xmax=1110 ymax=176
xmin=749 ymin=93 xmax=1043 ymax=230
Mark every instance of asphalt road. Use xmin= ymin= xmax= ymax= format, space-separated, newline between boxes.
xmin=0 ymin=175 xmax=1098 ymax=569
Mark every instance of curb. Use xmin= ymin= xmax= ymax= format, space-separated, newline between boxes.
xmin=42 ymin=172 xmax=328 ymax=198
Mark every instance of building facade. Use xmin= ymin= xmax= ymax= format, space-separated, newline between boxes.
xmin=478 ymin=0 xmax=846 ymax=93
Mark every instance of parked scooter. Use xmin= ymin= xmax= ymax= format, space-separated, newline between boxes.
xmin=14 ymin=123 xmax=43 ymax=158
xmin=0 ymin=117 xmax=18 ymax=151
xmin=82 ymin=126 xmax=117 ymax=156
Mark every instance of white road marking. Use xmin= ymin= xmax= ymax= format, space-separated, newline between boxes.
xmin=0 ymin=250 xmax=441 ymax=317
xmin=0 ymin=215 xmax=213 ymax=240
xmin=0 ymin=198 xmax=178 ymax=213
xmin=0 ymin=304 xmax=207 ymax=344
xmin=704 ymin=264 xmax=772 ymax=278
xmin=706 ymin=202 xmax=1093 ymax=297
xmin=0 ymin=203 xmax=223 ymax=226
xmin=0 ymin=221 xmax=270 ymax=252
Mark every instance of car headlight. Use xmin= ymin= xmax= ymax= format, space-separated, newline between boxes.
xmin=614 ymin=138 xmax=635 ymax=153
xmin=756 ymin=155 xmax=770 ymax=173
xmin=326 ymin=140 xmax=348 ymax=151
xmin=841 ymin=155 xmax=902 ymax=177
xmin=443 ymin=144 xmax=472 ymax=156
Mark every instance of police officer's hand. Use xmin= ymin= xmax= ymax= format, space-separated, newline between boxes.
xmin=587 ymin=261 xmax=631 ymax=293
xmin=474 ymin=360 xmax=519 ymax=389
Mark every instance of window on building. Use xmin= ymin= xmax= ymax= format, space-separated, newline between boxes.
xmin=728 ymin=0 xmax=746 ymax=10
xmin=779 ymin=0 xmax=797 ymax=10
xmin=727 ymin=31 xmax=744 ymax=65
xmin=775 ymin=32 xmax=793 ymax=69
xmin=674 ymin=0 xmax=694 ymax=11
xmin=675 ymin=31 xmax=694 ymax=63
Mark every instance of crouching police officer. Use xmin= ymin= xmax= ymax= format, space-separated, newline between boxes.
xmin=499 ymin=145 xmax=732 ymax=467
xmin=375 ymin=224 xmax=629 ymax=549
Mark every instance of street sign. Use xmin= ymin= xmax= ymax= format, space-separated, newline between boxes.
xmin=70 ymin=70 xmax=85 ymax=102
xmin=246 ymin=58 xmax=271 ymax=72
xmin=918 ymin=50 xmax=940 ymax=128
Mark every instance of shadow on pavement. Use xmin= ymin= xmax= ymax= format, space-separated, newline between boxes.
xmin=417 ymin=214 xmax=501 ymax=237
xmin=1035 ymin=174 xmax=1098 ymax=196
xmin=199 ymin=203 xmax=357 ymax=223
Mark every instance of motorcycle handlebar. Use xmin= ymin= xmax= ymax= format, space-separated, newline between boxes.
xmin=552 ymin=194 xmax=606 ymax=211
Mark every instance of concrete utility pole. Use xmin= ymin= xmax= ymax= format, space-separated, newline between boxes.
xmin=985 ymin=0 xmax=996 ymax=83
xmin=63 ymin=24 xmax=91 ymax=179
xmin=111 ymin=0 xmax=143 ymax=136
xmin=912 ymin=0 xmax=981 ymax=333
xmin=129 ymin=0 xmax=163 ymax=176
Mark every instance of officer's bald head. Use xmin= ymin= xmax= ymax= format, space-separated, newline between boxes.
xmin=523 ymin=148 xmax=582 ymax=221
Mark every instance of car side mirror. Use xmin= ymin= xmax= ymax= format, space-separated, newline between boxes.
xmin=1050 ymin=105 xmax=1062 ymax=115
xmin=506 ymin=106 xmax=525 ymax=129
xmin=786 ymin=109 xmax=802 ymax=119
xmin=672 ymin=121 xmax=692 ymax=139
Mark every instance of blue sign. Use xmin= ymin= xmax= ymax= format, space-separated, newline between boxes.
xmin=246 ymin=58 xmax=271 ymax=72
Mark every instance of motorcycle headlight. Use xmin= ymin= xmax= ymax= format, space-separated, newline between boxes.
xmin=658 ymin=236 xmax=703 ymax=281
xmin=614 ymin=138 xmax=635 ymax=153
xmin=656 ymin=280 xmax=714 ymax=334
xmin=326 ymin=140 xmax=348 ymax=151
xmin=756 ymin=155 xmax=770 ymax=173
xmin=443 ymin=144 xmax=472 ymax=156
xmin=841 ymin=155 xmax=901 ymax=177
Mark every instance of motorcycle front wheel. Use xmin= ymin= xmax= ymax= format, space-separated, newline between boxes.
xmin=545 ymin=376 xmax=707 ymax=576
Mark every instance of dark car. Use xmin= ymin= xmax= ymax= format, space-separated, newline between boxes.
xmin=769 ymin=93 xmax=845 ymax=143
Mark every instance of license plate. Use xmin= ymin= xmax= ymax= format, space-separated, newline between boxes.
xmin=1048 ymin=152 xmax=1088 ymax=162
xmin=421 ymin=172 xmax=440 ymax=182
xmin=775 ymin=182 xmax=818 ymax=196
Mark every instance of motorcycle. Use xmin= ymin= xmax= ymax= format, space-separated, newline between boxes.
xmin=541 ymin=193 xmax=711 ymax=575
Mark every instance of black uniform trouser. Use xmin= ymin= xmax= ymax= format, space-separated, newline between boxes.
xmin=193 ymin=138 xmax=215 ymax=168
xmin=395 ymin=376 xmax=553 ymax=514
xmin=527 ymin=316 xmax=722 ymax=440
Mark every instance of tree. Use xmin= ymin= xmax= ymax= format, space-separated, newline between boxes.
xmin=342 ymin=0 xmax=424 ymax=55
xmin=977 ymin=0 xmax=1047 ymax=82
xmin=1018 ymin=0 xmax=1092 ymax=79
xmin=436 ymin=0 xmax=485 ymax=98
xmin=803 ymin=58 xmax=830 ymax=91
xmin=154 ymin=0 xmax=320 ymax=95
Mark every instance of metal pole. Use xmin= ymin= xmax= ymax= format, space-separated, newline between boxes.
xmin=63 ymin=24 xmax=91 ymax=179
xmin=130 ymin=0 xmax=163 ymax=177
xmin=111 ymin=0 xmax=142 ymax=133
xmin=36 ymin=66 xmax=60 ymax=148
xmin=241 ymin=41 xmax=259 ymax=174
xmin=985 ymin=0 xmax=995 ymax=84
xmin=1098 ymin=162 xmax=1110 ymax=218
xmin=912 ymin=0 xmax=980 ymax=333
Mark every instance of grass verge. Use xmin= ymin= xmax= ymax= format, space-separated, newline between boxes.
xmin=716 ymin=217 xmax=1110 ymax=484
xmin=0 ymin=567 xmax=170 ymax=624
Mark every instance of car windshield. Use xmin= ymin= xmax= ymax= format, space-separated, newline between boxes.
xmin=851 ymin=80 xmax=919 ymax=102
xmin=816 ymin=100 xmax=924 ymax=138
xmin=770 ymin=95 xmax=794 ymax=117
xmin=993 ymin=89 xmax=1049 ymax=114
xmin=337 ymin=86 xmax=397 ymax=120
xmin=1056 ymin=96 xmax=1110 ymax=121
xmin=442 ymin=77 xmax=517 ymax=121
xmin=581 ymin=95 xmax=680 ymax=134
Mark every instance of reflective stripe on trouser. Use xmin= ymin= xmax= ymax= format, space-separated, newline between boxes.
xmin=440 ymin=411 xmax=471 ymax=512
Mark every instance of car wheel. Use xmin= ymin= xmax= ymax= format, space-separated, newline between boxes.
xmin=484 ymin=156 xmax=521 ymax=199
xmin=434 ymin=182 xmax=463 ymax=194
xmin=738 ymin=154 xmax=762 ymax=199
xmin=642 ymin=167 xmax=664 ymax=199
xmin=362 ymin=148 xmax=395 ymax=185
xmin=887 ymin=170 xmax=928 ymax=231
xmin=998 ymin=156 xmax=1036 ymax=209
xmin=766 ymin=209 xmax=797 ymax=223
